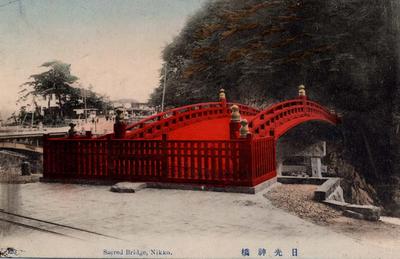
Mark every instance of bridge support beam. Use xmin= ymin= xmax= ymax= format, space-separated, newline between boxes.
xmin=276 ymin=160 xmax=283 ymax=176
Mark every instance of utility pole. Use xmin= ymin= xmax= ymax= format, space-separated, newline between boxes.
xmin=81 ymin=85 xmax=87 ymax=123
xmin=31 ymin=98 xmax=35 ymax=129
xmin=161 ymin=63 xmax=167 ymax=112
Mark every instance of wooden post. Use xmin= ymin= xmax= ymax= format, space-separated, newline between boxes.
xmin=219 ymin=89 xmax=228 ymax=114
xmin=113 ymin=122 xmax=126 ymax=139
xmin=246 ymin=133 xmax=254 ymax=186
xmin=239 ymin=133 xmax=253 ymax=186
xmin=85 ymin=130 xmax=92 ymax=138
xmin=107 ymin=134 xmax=113 ymax=177
xmin=272 ymin=139 xmax=277 ymax=178
xmin=230 ymin=105 xmax=241 ymax=139
xmin=161 ymin=133 xmax=168 ymax=180
xmin=230 ymin=121 xmax=241 ymax=139
xmin=43 ymin=134 xmax=49 ymax=178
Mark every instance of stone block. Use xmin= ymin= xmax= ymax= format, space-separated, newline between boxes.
xmin=110 ymin=182 xmax=147 ymax=193
xmin=314 ymin=178 xmax=340 ymax=201
xmin=345 ymin=204 xmax=381 ymax=221
xmin=343 ymin=210 xmax=365 ymax=220
xmin=277 ymin=176 xmax=328 ymax=185
xmin=323 ymin=200 xmax=381 ymax=221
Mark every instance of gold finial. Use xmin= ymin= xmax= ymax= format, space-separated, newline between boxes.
xmin=219 ymin=88 xmax=226 ymax=100
xmin=231 ymin=105 xmax=241 ymax=122
xmin=298 ymin=84 xmax=306 ymax=97
xmin=240 ymin=119 xmax=249 ymax=137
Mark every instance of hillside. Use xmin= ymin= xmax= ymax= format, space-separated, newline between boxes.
xmin=149 ymin=0 xmax=400 ymax=213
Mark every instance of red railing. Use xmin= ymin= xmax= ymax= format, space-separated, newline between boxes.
xmin=103 ymin=101 xmax=259 ymax=140
xmin=43 ymin=135 xmax=275 ymax=187
xmin=248 ymin=98 xmax=339 ymax=138
xmin=42 ymin=96 xmax=342 ymax=188
xmin=251 ymin=137 xmax=277 ymax=185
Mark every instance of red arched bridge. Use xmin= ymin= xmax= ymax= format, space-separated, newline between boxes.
xmin=43 ymin=86 xmax=340 ymax=189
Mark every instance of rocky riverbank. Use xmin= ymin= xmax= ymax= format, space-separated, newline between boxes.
xmin=264 ymin=183 xmax=400 ymax=242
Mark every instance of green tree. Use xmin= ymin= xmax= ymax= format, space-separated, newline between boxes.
xmin=19 ymin=60 xmax=112 ymax=123
xmin=20 ymin=60 xmax=79 ymax=119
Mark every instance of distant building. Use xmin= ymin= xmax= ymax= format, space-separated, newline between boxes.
xmin=73 ymin=108 xmax=99 ymax=119
xmin=110 ymin=99 xmax=156 ymax=119
xmin=19 ymin=94 xmax=59 ymax=118
xmin=111 ymin=98 xmax=137 ymax=110
xmin=129 ymin=102 xmax=155 ymax=117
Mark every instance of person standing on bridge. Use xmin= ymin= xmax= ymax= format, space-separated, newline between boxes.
xmin=68 ymin=123 xmax=77 ymax=138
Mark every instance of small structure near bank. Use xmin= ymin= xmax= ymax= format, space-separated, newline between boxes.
xmin=277 ymin=141 xmax=327 ymax=178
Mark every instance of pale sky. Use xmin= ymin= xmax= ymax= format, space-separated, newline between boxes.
xmin=0 ymin=0 xmax=206 ymax=118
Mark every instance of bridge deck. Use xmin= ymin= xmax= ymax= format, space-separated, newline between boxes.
xmin=156 ymin=115 xmax=254 ymax=140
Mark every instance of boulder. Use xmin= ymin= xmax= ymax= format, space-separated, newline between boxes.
xmin=314 ymin=178 xmax=340 ymax=201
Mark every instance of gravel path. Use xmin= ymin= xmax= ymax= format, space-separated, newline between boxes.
xmin=264 ymin=184 xmax=342 ymax=224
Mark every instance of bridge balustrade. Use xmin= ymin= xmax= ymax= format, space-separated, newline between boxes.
xmin=249 ymin=99 xmax=339 ymax=138
xmin=43 ymin=135 xmax=276 ymax=186
xmin=110 ymin=102 xmax=260 ymax=140
xmin=42 ymin=87 xmax=339 ymax=188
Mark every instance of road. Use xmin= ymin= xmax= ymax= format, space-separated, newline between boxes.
xmin=1 ymin=182 xmax=399 ymax=258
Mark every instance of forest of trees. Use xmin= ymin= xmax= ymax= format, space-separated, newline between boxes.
xmin=149 ymin=0 xmax=400 ymax=210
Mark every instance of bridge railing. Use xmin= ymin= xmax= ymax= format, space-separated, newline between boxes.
xmin=124 ymin=102 xmax=226 ymax=139
xmin=248 ymin=98 xmax=338 ymax=137
xmin=250 ymin=137 xmax=276 ymax=185
xmin=43 ymin=135 xmax=275 ymax=186
xmin=231 ymin=103 xmax=260 ymax=116
xmin=116 ymin=102 xmax=259 ymax=140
